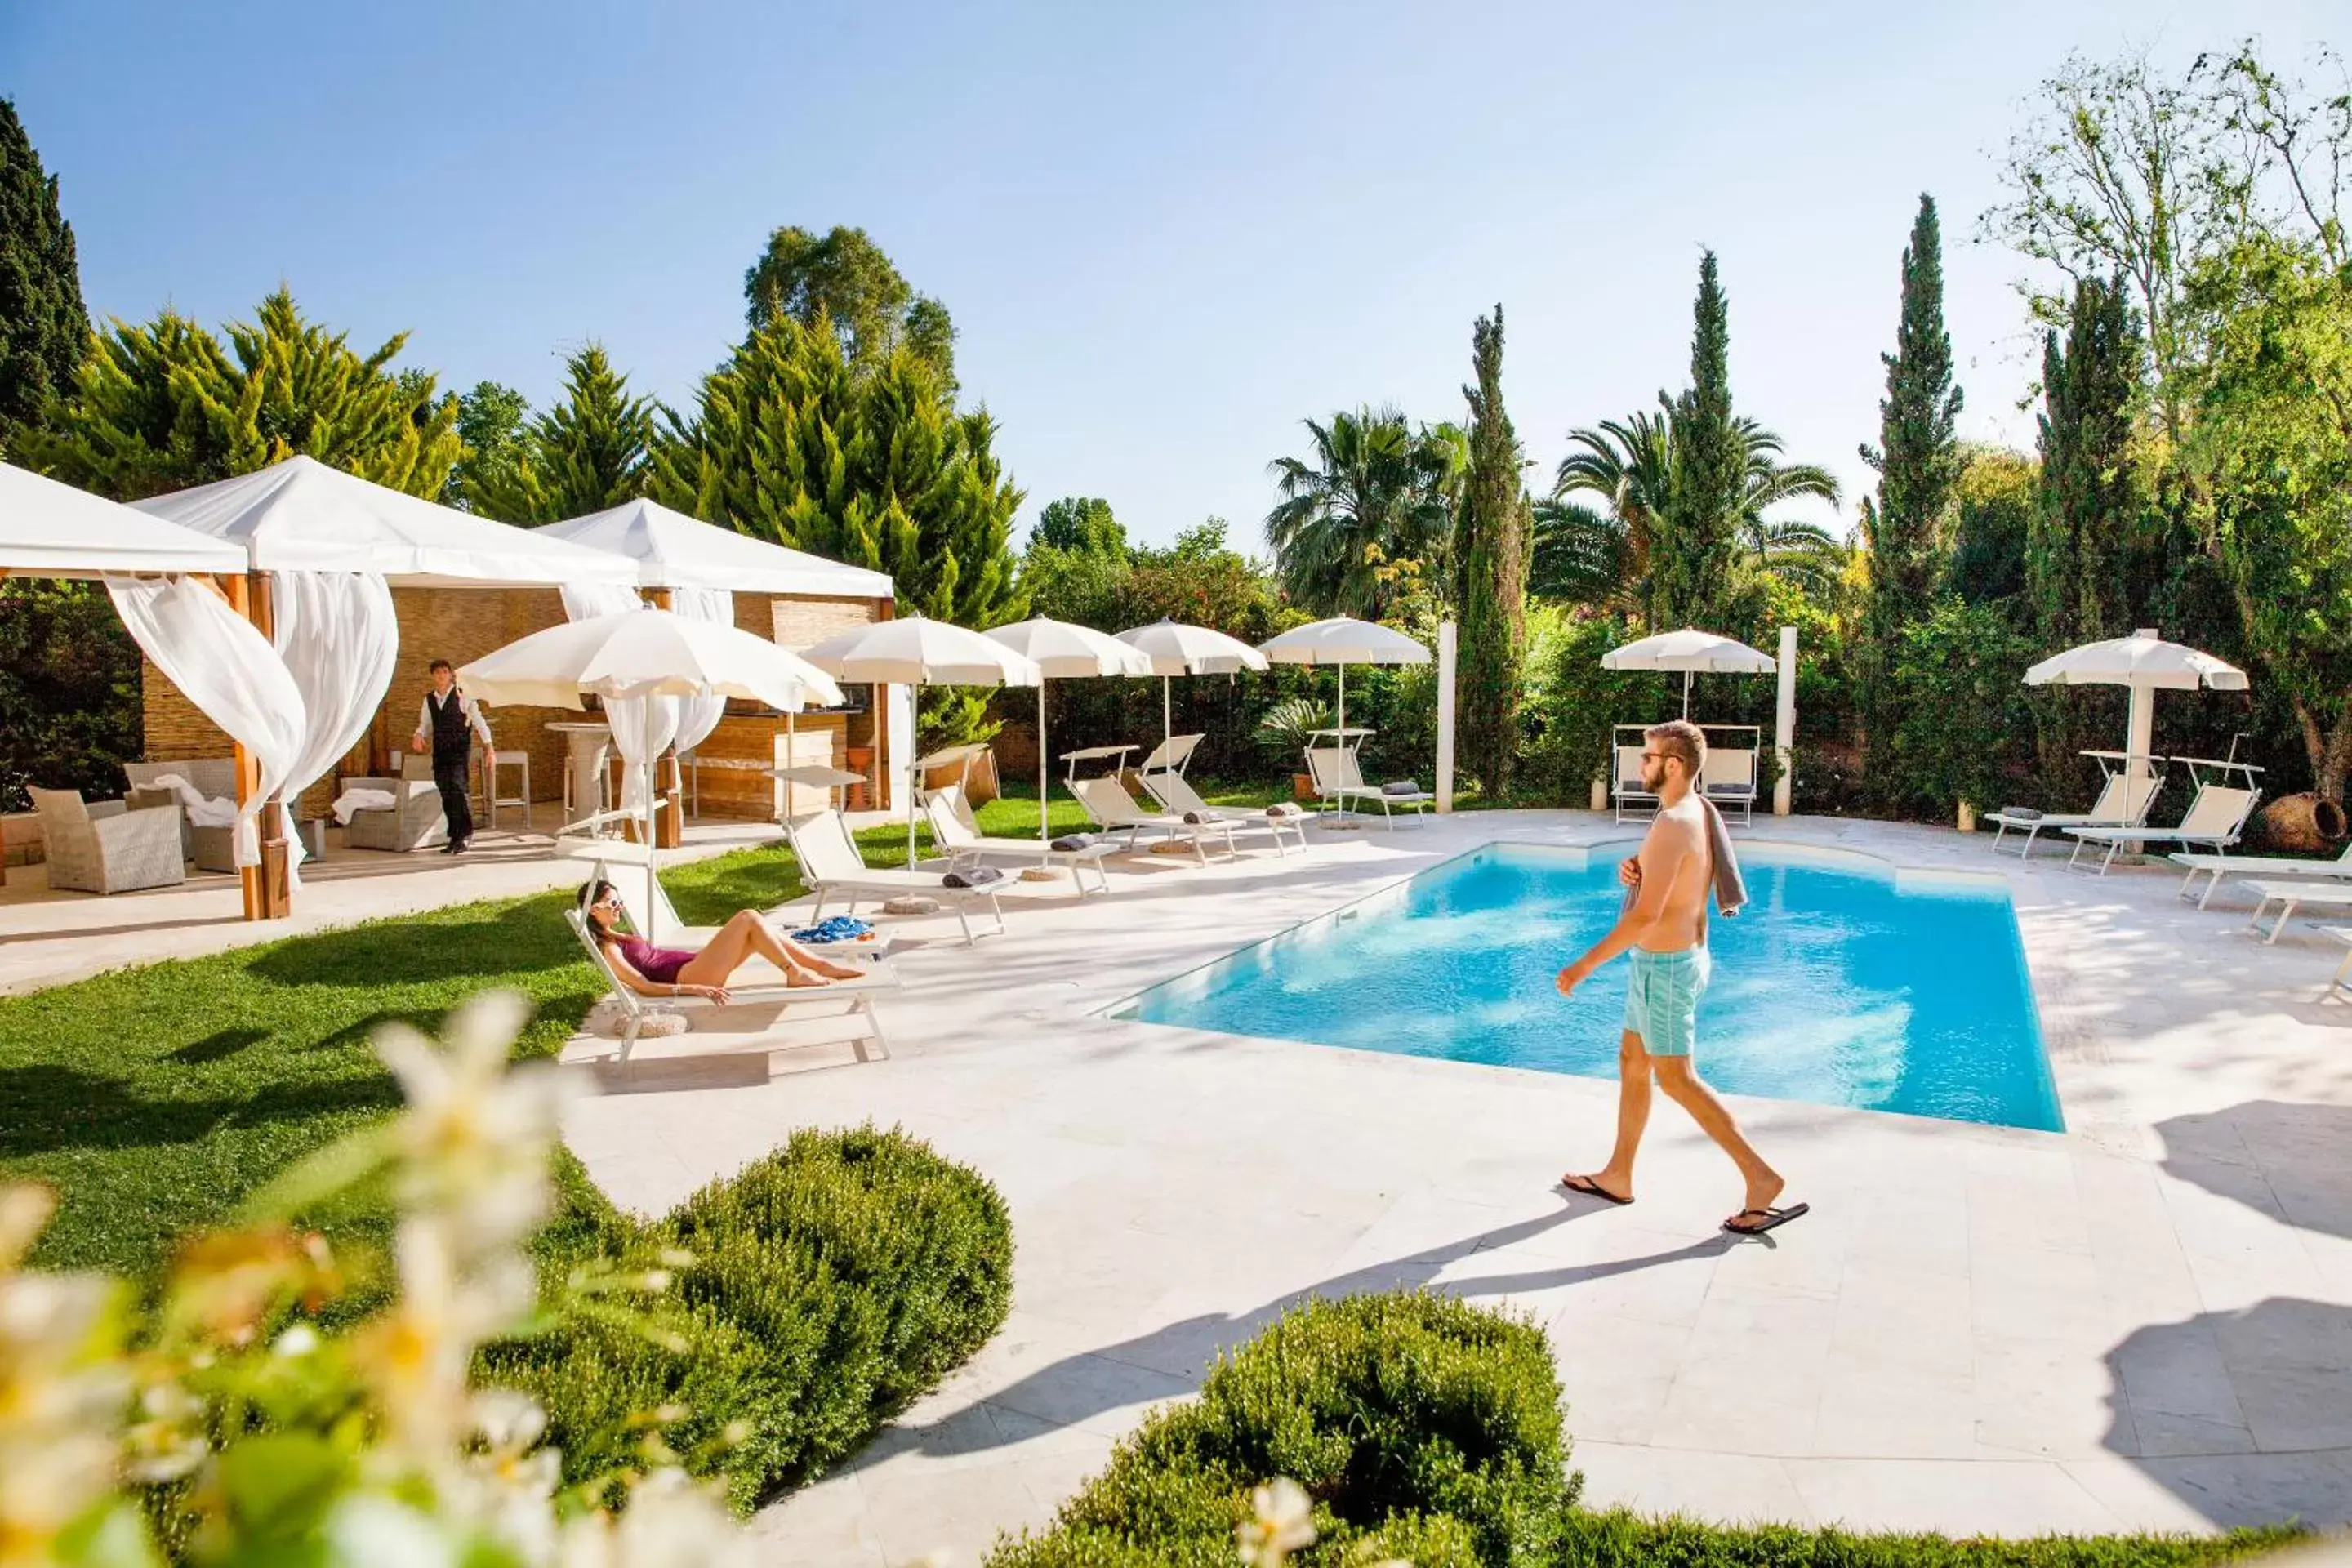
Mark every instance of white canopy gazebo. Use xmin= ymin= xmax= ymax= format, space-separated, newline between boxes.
xmin=0 ymin=462 xmax=251 ymax=577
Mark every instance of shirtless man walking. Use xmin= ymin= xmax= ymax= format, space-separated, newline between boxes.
xmin=1556 ymin=719 xmax=1806 ymax=1236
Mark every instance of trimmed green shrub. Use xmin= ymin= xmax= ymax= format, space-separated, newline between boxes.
xmin=1557 ymin=1511 xmax=2301 ymax=1568
xmin=990 ymin=1290 xmax=1570 ymax=1567
xmin=483 ymin=1125 xmax=1013 ymax=1511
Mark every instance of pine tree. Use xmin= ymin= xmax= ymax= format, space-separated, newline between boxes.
xmin=465 ymin=345 xmax=657 ymax=523
xmin=0 ymin=99 xmax=86 ymax=458
xmin=1860 ymin=194 xmax=1965 ymax=795
xmin=1658 ymin=251 xmax=1741 ymax=627
xmin=1455 ymin=305 xmax=1526 ymax=798
xmin=24 ymin=289 xmax=461 ymax=501
xmin=2026 ymin=274 xmax=2140 ymax=781
xmin=652 ymin=314 xmax=1024 ymax=632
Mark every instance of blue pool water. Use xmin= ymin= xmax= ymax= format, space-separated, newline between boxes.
xmin=1115 ymin=842 xmax=2061 ymax=1131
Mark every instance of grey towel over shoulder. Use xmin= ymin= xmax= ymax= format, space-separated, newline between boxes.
xmin=1617 ymin=798 xmax=1748 ymax=919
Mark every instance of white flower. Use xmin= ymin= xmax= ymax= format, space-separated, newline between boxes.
xmin=1236 ymin=1477 xmax=1316 ymax=1566
xmin=557 ymin=1469 xmax=759 ymax=1568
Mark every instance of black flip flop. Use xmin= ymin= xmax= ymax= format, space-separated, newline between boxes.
xmin=1559 ymin=1174 xmax=1635 ymax=1206
xmin=1723 ymin=1203 xmax=1810 ymax=1236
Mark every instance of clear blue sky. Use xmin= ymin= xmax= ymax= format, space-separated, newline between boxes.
xmin=5 ymin=2 xmax=2341 ymax=550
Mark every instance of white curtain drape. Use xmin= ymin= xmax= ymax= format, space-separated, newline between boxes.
xmin=105 ymin=576 xmax=307 ymax=869
xmin=560 ymin=583 xmax=643 ymax=621
xmin=670 ymin=586 xmax=733 ymax=759
xmin=558 ymin=583 xmax=675 ymax=856
xmin=271 ymin=570 xmax=398 ymax=889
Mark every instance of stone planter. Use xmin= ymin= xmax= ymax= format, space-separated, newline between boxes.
xmin=1957 ymin=801 xmax=1977 ymax=833
xmin=1589 ymin=777 xmax=1607 ymax=812
xmin=2254 ymin=792 xmax=2348 ymax=853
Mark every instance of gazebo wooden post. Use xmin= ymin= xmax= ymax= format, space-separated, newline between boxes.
xmin=647 ymin=587 xmax=684 ymax=848
xmin=220 ymin=572 xmax=292 ymax=920
xmin=873 ymin=595 xmax=896 ymax=813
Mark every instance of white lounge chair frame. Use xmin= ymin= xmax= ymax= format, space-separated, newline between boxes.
xmin=2172 ymin=838 xmax=2352 ymax=909
xmin=784 ymin=808 xmax=1007 ymax=945
xmin=1137 ymin=755 xmax=1306 ymax=857
xmin=1067 ymin=773 xmax=1238 ymax=862
xmin=1611 ymin=724 xmax=1760 ymax=826
xmin=2063 ymin=756 xmax=2263 ymax=875
xmin=1303 ymin=728 xmax=1432 ymax=827
xmin=566 ymin=907 xmax=893 ymax=1065
xmin=920 ymin=788 xmax=1116 ymax=893
xmin=1986 ymin=751 xmax=2167 ymax=858
xmin=1135 ymin=733 xmax=1205 ymax=778
xmin=2244 ymin=878 xmax=2352 ymax=944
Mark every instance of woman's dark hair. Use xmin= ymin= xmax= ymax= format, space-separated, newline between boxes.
xmin=577 ymin=879 xmax=623 ymax=938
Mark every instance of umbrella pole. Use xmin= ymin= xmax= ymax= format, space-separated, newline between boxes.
xmin=1682 ymin=670 xmax=1692 ymax=719
xmin=907 ymin=679 xmax=921 ymax=867
xmin=1163 ymin=675 xmax=1172 ymax=756
xmin=1038 ymin=681 xmax=1049 ymax=844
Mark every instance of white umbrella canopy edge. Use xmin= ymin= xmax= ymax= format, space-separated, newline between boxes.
xmin=1115 ymin=618 xmax=1273 ymax=760
xmin=1257 ymin=617 xmax=1433 ymax=745
xmin=2024 ymin=628 xmax=2249 ymax=793
xmin=1600 ymin=627 xmax=1778 ymax=718
xmin=798 ymin=614 xmax=1043 ymax=865
xmin=985 ymin=618 xmax=1154 ymax=844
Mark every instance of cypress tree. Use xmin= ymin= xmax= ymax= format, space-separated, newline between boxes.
xmin=2026 ymin=274 xmax=2139 ymax=782
xmin=1455 ymin=305 xmax=1526 ymax=798
xmin=0 ymin=99 xmax=86 ymax=457
xmin=1860 ymin=194 xmax=1965 ymax=794
xmin=466 ymin=345 xmax=657 ymax=523
xmin=1659 ymin=251 xmax=1740 ymax=627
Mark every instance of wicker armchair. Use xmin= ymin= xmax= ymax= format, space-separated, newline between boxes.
xmin=122 ymin=759 xmax=239 ymax=873
xmin=343 ymin=755 xmax=450 ymax=853
xmin=29 ymin=786 xmax=186 ymax=894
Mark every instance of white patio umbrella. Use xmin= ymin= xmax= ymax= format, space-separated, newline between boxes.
xmin=1601 ymin=627 xmax=1777 ymax=717
xmin=458 ymin=608 xmax=842 ymax=916
xmin=983 ymin=617 xmax=1154 ymax=843
xmin=800 ymin=615 xmax=1043 ymax=866
xmin=1258 ymin=616 xmax=1432 ymax=741
xmin=2025 ymin=627 xmax=2248 ymax=794
xmin=1114 ymin=617 xmax=1272 ymax=757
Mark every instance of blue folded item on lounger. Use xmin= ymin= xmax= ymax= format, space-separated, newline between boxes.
xmin=1382 ymin=780 xmax=1424 ymax=796
xmin=789 ymin=915 xmax=874 ymax=944
xmin=1049 ymin=833 xmax=1094 ymax=851
xmin=942 ymin=866 xmax=1004 ymax=889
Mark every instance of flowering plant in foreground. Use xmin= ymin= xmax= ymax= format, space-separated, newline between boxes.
xmin=0 ymin=990 xmax=756 ymax=1567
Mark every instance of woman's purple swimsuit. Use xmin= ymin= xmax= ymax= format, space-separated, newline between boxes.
xmin=616 ymin=934 xmax=696 ymax=985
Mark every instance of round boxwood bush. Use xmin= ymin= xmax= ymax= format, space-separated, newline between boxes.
xmin=483 ymin=1125 xmax=1013 ymax=1510
xmin=991 ymin=1290 xmax=1570 ymax=1567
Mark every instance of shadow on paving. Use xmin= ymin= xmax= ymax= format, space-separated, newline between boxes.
xmin=2154 ymin=1100 xmax=2352 ymax=1241
xmin=2103 ymin=1297 xmax=2352 ymax=1530
xmin=873 ymin=1195 xmax=1740 ymax=1465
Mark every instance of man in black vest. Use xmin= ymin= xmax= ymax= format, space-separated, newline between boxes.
xmin=411 ymin=659 xmax=492 ymax=853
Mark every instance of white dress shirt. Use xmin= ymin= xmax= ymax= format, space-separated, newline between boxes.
xmin=414 ymin=688 xmax=495 ymax=749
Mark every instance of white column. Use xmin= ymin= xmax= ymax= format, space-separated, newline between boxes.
xmin=886 ymin=683 xmax=915 ymax=814
xmin=1773 ymin=625 xmax=1797 ymax=817
xmin=1436 ymin=621 xmax=1457 ymax=813
xmin=2125 ymin=630 xmax=2159 ymax=799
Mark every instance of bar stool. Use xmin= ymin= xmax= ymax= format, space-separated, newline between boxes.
xmin=485 ymin=747 xmax=532 ymax=829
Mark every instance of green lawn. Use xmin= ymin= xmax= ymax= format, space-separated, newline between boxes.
xmin=0 ymin=783 xmax=1281 ymax=1276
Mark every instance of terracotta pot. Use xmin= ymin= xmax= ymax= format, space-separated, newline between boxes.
xmin=2253 ymin=792 xmax=2348 ymax=853
xmin=1294 ymin=773 xmax=1316 ymax=801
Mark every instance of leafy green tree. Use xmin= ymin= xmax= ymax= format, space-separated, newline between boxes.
xmin=1264 ymin=407 xmax=1450 ymax=619
xmin=653 ymin=313 xmax=1023 ymax=635
xmin=0 ymin=98 xmax=86 ymax=458
xmin=1860 ymin=195 xmax=1965 ymax=793
xmin=1891 ymin=596 xmax=2038 ymax=817
xmin=1947 ymin=446 xmax=2037 ymax=606
xmin=448 ymin=381 xmax=529 ymax=510
xmin=0 ymin=577 xmax=141 ymax=811
xmin=26 ymin=288 xmax=461 ymax=501
xmin=742 ymin=224 xmax=955 ymax=384
xmin=1657 ymin=250 xmax=1743 ymax=627
xmin=466 ymin=345 xmax=657 ymax=523
xmin=1454 ymin=305 xmax=1527 ymax=797
xmin=1031 ymin=496 xmax=1127 ymax=559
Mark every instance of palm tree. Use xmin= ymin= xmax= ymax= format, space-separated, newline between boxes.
xmin=1539 ymin=403 xmax=1843 ymax=618
xmin=1264 ymin=407 xmax=1450 ymax=618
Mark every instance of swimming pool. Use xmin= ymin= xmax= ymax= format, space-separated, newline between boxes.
xmin=1111 ymin=841 xmax=2061 ymax=1132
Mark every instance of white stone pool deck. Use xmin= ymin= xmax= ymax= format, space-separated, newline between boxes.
xmin=547 ymin=808 xmax=2352 ymax=1565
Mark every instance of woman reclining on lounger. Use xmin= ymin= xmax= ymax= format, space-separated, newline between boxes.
xmin=578 ymin=879 xmax=865 ymax=1001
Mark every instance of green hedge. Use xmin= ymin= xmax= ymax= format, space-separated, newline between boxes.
xmin=484 ymin=1125 xmax=1013 ymax=1511
xmin=989 ymin=1290 xmax=1570 ymax=1566
xmin=1557 ymin=1512 xmax=2301 ymax=1568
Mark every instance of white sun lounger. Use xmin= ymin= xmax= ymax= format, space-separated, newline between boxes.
xmin=1305 ymin=746 xmax=1432 ymax=827
xmin=2318 ymin=926 xmax=2352 ymax=995
xmin=1068 ymin=775 xmax=1238 ymax=863
xmin=2064 ymin=783 xmax=2262 ymax=875
xmin=1138 ymin=751 xmax=1306 ymax=857
xmin=2172 ymin=840 xmax=2352 ymax=909
xmin=782 ymin=808 xmax=1007 ymax=945
xmin=2243 ymin=879 xmax=2352 ymax=944
xmin=1987 ymin=765 xmax=2165 ymax=858
xmin=920 ymin=790 xmax=1115 ymax=894
xmin=566 ymin=907 xmax=895 ymax=1064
